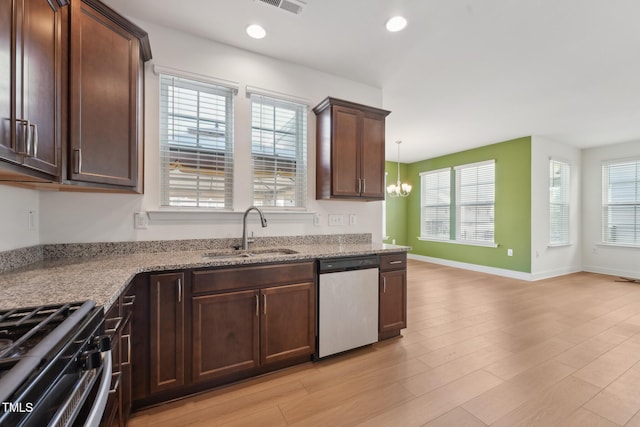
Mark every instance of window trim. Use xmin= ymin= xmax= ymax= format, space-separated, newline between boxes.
xmin=549 ymin=158 xmax=571 ymax=247
xmin=158 ymin=73 xmax=236 ymax=209
xmin=601 ymin=157 xmax=640 ymax=247
xmin=454 ymin=159 xmax=496 ymax=246
xmin=419 ymin=167 xmax=452 ymax=241
xmin=248 ymin=91 xmax=308 ymax=210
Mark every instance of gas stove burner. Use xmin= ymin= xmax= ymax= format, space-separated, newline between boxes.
xmin=0 ymin=338 xmax=24 ymax=359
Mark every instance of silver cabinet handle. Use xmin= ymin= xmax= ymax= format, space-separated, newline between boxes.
xmin=122 ymin=334 xmax=131 ymax=365
xmin=123 ymin=295 xmax=136 ymax=306
xmin=29 ymin=123 xmax=38 ymax=157
xmin=389 ymin=260 xmax=403 ymax=265
xmin=15 ymin=119 xmax=30 ymax=155
xmin=109 ymin=371 xmax=122 ymax=394
xmin=357 ymin=178 xmax=362 ymax=194
xmin=255 ymin=294 xmax=259 ymax=317
xmin=73 ymin=149 xmax=82 ymax=173
xmin=383 ymin=277 xmax=387 ymax=293
xmin=362 ymin=179 xmax=366 ymax=194
xmin=263 ymin=294 xmax=267 ymax=315
xmin=177 ymin=278 xmax=182 ymax=303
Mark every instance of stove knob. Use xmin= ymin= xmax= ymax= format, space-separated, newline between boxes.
xmin=93 ymin=335 xmax=111 ymax=352
xmin=79 ymin=349 xmax=102 ymax=371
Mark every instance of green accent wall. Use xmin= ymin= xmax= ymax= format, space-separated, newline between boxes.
xmin=388 ymin=136 xmax=532 ymax=273
xmin=384 ymin=161 xmax=409 ymax=246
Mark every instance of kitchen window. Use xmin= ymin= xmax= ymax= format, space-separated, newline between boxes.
xmin=249 ymin=93 xmax=307 ymax=209
xmin=549 ymin=159 xmax=570 ymax=246
xmin=602 ymin=158 xmax=640 ymax=246
xmin=159 ymin=74 xmax=235 ymax=208
xmin=455 ymin=160 xmax=496 ymax=245
xmin=420 ymin=168 xmax=451 ymax=241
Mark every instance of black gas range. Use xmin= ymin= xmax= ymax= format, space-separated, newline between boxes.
xmin=0 ymin=301 xmax=111 ymax=427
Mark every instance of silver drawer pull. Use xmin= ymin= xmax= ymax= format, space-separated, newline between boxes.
xmin=122 ymin=295 xmax=136 ymax=306
xmin=389 ymin=260 xmax=403 ymax=265
xmin=109 ymin=372 xmax=122 ymax=394
xmin=105 ymin=317 xmax=123 ymax=334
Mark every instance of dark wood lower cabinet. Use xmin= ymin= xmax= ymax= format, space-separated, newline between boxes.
xmin=379 ymin=253 xmax=408 ymax=340
xmin=261 ymin=282 xmax=315 ymax=365
xmin=149 ymin=272 xmax=185 ymax=393
xmin=192 ymin=290 xmax=260 ymax=383
xmin=133 ymin=262 xmax=317 ymax=411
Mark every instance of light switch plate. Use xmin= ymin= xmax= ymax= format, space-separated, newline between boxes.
xmin=134 ymin=212 xmax=149 ymax=229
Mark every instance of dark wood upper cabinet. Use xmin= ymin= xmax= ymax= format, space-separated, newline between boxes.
xmin=68 ymin=0 xmax=150 ymax=191
xmin=0 ymin=0 xmax=151 ymax=191
xmin=313 ymin=97 xmax=390 ymax=200
xmin=0 ymin=0 xmax=66 ymax=179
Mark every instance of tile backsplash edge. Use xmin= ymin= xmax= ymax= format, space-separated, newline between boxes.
xmin=0 ymin=234 xmax=372 ymax=272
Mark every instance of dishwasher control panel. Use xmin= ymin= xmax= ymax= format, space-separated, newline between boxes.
xmin=318 ymin=255 xmax=379 ymax=273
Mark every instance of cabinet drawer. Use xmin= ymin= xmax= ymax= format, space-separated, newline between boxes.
xmin=192 ymin=262 xmax=315 ymax=294
xmin=379 ymin=253 xmax=407 ymax=271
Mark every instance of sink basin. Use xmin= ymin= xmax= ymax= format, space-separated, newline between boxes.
xmin=203 ymin=248 xmax=298 ymax=259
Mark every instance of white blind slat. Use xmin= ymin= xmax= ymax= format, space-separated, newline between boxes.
xmin=603 ymin=159 xmax=640 ymax=246
xmin=456 ymin=160 xmax=495 ymax=243
xmin=250 ymin=94 xmax=307 ymax=209
xmin=420 ymin=168 xmax=451 ymax=240
xmin=549 ymin=159 xmax=570 ymax=245
xmin=160 ymin=74 xmax=234 ymax=209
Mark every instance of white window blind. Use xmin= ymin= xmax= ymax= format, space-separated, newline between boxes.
xmin=602 ymin=159 xmax=640 ymax=246
xmin=159 ymin=74 xmax=234 ymax=208
xmin=455 ymin=160 xmax=495 ymax=244
xmin=250 ymin=93 xmax=307 ymax=209
xmin=420 ymin=168 xmax=451 ymax=240
xmin=549 ymin=159 xmax=570 ymax=245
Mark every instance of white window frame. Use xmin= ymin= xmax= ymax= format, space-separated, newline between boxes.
xmin=455 ymin=160 xmax=496 ymax=246
xmin=159 ymin=72 xmax=236 ymax=209
xmin=249 ymin=92 xmax=307 ymax=210
xmin=549 ymin=159 xmax=571 ymax=246
xmin=420 ymin=167 xmax=452 ymax=241
xmin=602 ymin=158 xmax=640 ymax=247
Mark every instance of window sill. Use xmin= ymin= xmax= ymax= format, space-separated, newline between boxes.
xmin=147 ymin=209 xmax=315 ymax=224
xmin=417 ymin=237 xmax=498 ymax=248
xmin=547 ymin=243 xmax=572 ymax=248
xmin=597 ymin=242 xmax=640 ymax=250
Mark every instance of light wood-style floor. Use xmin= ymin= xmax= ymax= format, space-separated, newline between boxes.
xmin=128 ymin=260 xmax=640 ymax=426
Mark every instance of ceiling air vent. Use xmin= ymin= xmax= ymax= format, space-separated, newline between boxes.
xmin=255 ymin=0 xmax=308 ymax=15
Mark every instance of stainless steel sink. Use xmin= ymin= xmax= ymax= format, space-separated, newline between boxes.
xmin=203 ymin=248 xmax=298 ymax=259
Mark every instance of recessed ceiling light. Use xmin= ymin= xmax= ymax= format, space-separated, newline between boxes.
xmin=246 ymin=24 xmax=266 ymax=39
xmin=385 ymin=16 xmax=407 ymax=32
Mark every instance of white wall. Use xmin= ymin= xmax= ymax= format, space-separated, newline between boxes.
xmin=36 ymin=20 xmax=385 ymax=245
xmin=582 ymin=140 xmax=640 ymax=278
xmin=0 ymin=186 xmax=39 ymax=251
xmin=530 ymin=136 xmax=582 ymax=279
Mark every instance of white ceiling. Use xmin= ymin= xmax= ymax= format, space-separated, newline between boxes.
xmin=103 ymin=0 xmax=640 ymax=162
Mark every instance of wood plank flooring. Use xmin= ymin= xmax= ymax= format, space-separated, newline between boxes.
xmin=128 ymin=260 xmax=640 ymax=426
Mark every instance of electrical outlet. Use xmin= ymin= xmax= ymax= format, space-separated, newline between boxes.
xmin=134 ymin=212 xmax=149 ymax=229
xmin=28 ymin=210 xmax=37 ymax=231
xmin=507 ymin=248 xmax=513 ymax=257
xmin=349 ymin=214 xmax=357 ymax=225
xmin=313 ymin=213 xmax=321 ymax=226
xmin=328 ymin=214 xmax=344 ymax=226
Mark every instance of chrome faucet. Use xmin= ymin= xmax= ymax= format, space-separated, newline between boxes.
xmin=241 ymin=206 xmax=268 ymax=250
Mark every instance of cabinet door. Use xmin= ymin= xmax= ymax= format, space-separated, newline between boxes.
xmin=149 ymin=272 xmax=185 ymax=393
xmin=0 ymin=0 xmax=17 ymax=164
xmin=69 ymin=0 xmax=140 ymax=187
xmin=360 ymin=112 xmax=385 ymax=199
xmin=19 ymin=0 xmax=63 ymax=176
xmin=192 ymin=290 xmax=260 ymax=383
xmin=379 ymin=270 xmax=407 ymax=335
xmin=261 ymin=282 xmax=315 ymax=366
xmin=331 ymin=105 xmax=360 ymax=197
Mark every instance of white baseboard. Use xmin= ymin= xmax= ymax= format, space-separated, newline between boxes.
xmin=582 ymin=265 xmax=640 ymax=280
xmin=407 ymin=254 xmax=535 ymax=281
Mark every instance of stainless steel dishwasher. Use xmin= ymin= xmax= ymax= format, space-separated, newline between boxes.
xmin=316 ymin=255 xmax=379 ymax=358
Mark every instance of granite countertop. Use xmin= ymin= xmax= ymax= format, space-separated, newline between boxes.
xmin=0 ymin=242 xmax=409 ymax=311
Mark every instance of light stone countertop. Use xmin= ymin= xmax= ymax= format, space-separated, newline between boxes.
xmin=0 ymin=243 xmax=409 ymax=311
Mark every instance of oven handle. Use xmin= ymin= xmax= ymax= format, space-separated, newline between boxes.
xmin=84 ymin=349 xmax=112 ymax=427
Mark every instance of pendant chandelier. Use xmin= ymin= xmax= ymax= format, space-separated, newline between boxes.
xmin=387 ymin=140 xmax=412 ymax=197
